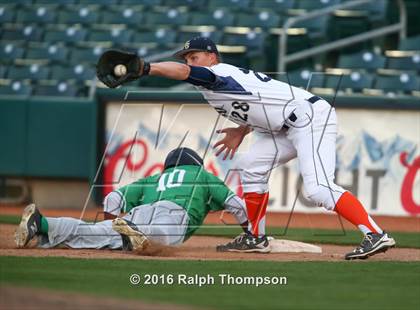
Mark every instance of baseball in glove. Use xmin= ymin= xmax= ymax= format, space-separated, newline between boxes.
xmin=96 ymin=49 xmax=150 ymax=88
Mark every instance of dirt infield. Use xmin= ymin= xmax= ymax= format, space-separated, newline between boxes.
xmin=1 ymin=224 xmax=419 ymax=262
xmin=0 ymin=286 xmax=196 ymax=310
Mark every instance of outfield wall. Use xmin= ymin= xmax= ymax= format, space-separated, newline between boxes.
xmin=102 ymin=100 xmax=419 ymax=217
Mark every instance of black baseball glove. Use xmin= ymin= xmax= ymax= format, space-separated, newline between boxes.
xmin=96 ymin=49 xmax=150 ymax=88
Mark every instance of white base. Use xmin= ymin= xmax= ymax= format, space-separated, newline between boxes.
xmin=268 ymin=238 xmax=322 ymax=254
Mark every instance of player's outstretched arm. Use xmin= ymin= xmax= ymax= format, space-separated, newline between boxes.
xmin=214 ymin=125 xmax=253 ymax=160
xmin=149 ymin=62 xmax=191 ymax=80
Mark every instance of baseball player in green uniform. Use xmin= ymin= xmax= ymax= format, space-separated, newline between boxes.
xmin=15 ymin=148 xmax=252 ymax=252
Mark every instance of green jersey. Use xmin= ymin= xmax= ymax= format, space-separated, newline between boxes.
xmin=116 ymin=165 xmax=235 ymax=238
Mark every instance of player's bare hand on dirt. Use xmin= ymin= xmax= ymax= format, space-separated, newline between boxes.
xmin=214 ymin=126 xmax=251 ymax=160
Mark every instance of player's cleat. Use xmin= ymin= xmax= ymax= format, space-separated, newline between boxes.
xmin=345 ymin=232 xmax=396 ymax=260
xmin=112 ymin=218 xmax=150 ymax=252
xmin=216 ymin=232 xmax=271 ymax=253
xmin=15 ymin=203 xmax=42 ymax=248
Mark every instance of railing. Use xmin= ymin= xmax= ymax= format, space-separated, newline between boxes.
xmin=278 ymin=0 xmax=407 ymax=72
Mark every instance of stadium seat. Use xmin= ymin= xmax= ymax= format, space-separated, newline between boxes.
xmin=177 ymin=28 xmax=223 ymax=44
xmin=0 ymin=4 xmax=16 ymax=23
xmin=0 ymin=80 xmax=32 ymax=96
xmin=0 ymin=65 xmax=7 ymax=78
xmin=7 ymin=64 xmax=50 ymax=80
xmin=25 ymin=44 xmax=69 ymax=62
xmin=70 ymin=45 xmax=108 ymax=64
xmin=337 ymin=50 xmax=386 ymax=71
xmin=293 ymin=15 xmax=329 ymax=40
xmin=145 ymin=9 xmax=190 ymax=26
xmin=132 ymin=28 xmax=177 ymax=45
xmin=329 ymin=12 xmax=370 ymax=40
xmin=373 ymin=71 xmax=420 ymax=94
xmin=190 ymin=9 xmax=235 ymax=28
xmin=34 ymin=80 xmax=79 ymax=97
xmin=251 ymin=0 xmax=295 ymax=12
xmin=163 ymin=0 xmax=207 ymax=9
xmin=50 ymin=64 xmax=95 ymax=81
xmin=222 ymin=31 xmax=265 ymax=48
xmin=35 ymin=0 xmax=76 ymax=4
xmin=324 ymin=69 xmax=374 ymax=92
xmin=398 ymin=35 xmax=420 ymax=51
xmin=0 ymin=43 xmax=25 ymax=63
xmin=297 ymin=0 xmax=341 ymax=11
xmin=15 ymin=5 xmax=57 ymax=24
xmin=2 ymin=25 xmax=44 ymax=42
xmin=0 ymin=0 xmax=31 ymax=4
xmin=44 ymin=27 xmax=88 ymax=43
xmin=345 ymin=0 xmax=387 ymax=23
xmin=119 ymin=0 xmax=162 ymax=5
xmin=208 ymin=0 xmax=251 ymax=10
xmin=78 ymin=0 xmax=118 ymax=5
xmin=57 ymin=7 xmax=100 ymax=24
xmin=278 ymin=68 xmax=324 ymax=89
xmin=235 ymin=11 xmax=282 ymax=29
xmin=100 ymin=8 xmax=144 ymax=25
xmin=88 ymin=28 xmax=134 ymax=44
xmin=386 ymin=51 xmax=420 ymax=72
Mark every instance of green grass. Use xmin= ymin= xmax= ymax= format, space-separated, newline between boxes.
xmin=2 ymin=214 xmax=419 ymax=248
xmin=1 ymin=256 xmax=419 ymax=310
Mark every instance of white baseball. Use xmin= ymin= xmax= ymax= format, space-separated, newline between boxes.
xmin=114 ymin=64 xmax=127 ymax=77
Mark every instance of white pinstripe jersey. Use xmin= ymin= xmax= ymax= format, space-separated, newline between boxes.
xmin=195 ymin=63 xmax=316 ymax=133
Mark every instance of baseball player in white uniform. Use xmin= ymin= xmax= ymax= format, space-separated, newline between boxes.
xmin=96 ymin=37 xmax=396 ymax=259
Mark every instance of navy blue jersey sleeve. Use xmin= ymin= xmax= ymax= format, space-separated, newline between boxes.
xmin=184 ymin=65 xmax=251 ymax=94
xmin=184 ymin=66 xmax=217 ymax=87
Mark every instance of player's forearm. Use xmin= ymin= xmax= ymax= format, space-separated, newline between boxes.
xmin=149 ymin=62 xmax=191 ymax=80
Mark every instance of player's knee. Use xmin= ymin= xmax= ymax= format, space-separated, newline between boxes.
xmin=103 ymin=191 xmax=124 ymax=216
xmin=305 ymin=185 xmax=336 ymax=211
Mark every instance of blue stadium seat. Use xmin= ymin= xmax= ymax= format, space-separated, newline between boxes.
xmin=88 ymin=28 xmax=134 ymax=44
xmin=119 ymin=0 xmax=162 ymax=5
xmin=57 ymin=7 xmax=100 ymax=24
xmin=252 ymin=0 xmax=295 ymax=12
xmin=209 ymin=0 xmax=251 ymax=10
xmin=222 ymin=31 xmax=265 ymax=48
xmin=78 ymin=0 xmax=118 ymax=5
xmin=163 ymin=0 xmax=207 ymax=9
xmin=0 ymin=65 xmax=7 ymax=78
xmin=0 ymin=43 xmax=25 ymax=63
xmin=44 ymin=27 xmax=88 ymax=43
xmin=132 ymin=28 xmax=177 ymax=45
xmin=0 ymin=4 xmax=16 ymax=23
xmin=386 ymin=52 xmax=420 ymax=72
xmin=0 ymin=80 xmax=33 ymax=96
xmin=325 ymin=69 xmax=374 ymax=92
xmin=278 ymin=68 xmax=324 ymax=89
xmin=146 ymin=9 xmax=190 ymax=26
xmin=15 ymin=5 xmax=57 ymax=24
xmin=34 ymin=80 xmax=80 ymax=97
xmin=293 ymin=15 xmax=329 ymax=40
xmin=373 ymin=71 xmax=419 ymax=94
xmin=101 ymin=7 xmax=144 ymax=25
xmin=34 ymin=0 xmax=76 ymax=4
xmin=338 ymin=50 xmax=386 ymax=71
xmin=177 ymin=29 xmax=223 ymax=45
xmin=297 ymin=0 xmax=341 ymax=11
xmin=50 ymin=64 xmax=95 ymax=81
xmin=25 ymin=44 xmax=69 ymax=62
xmin=2 ymin=25 xmax=44 ymax=42
xmin=70 ymin=45 xmax=108 ymax=63
xmin=7 ymin=64 xmax=50 ymax=80
xmin=190 ymin=9 xmax=235 ymax=28
xmin=235 ymin=11 xmax=282 ymax=29
xmin=398 ymin=35 xmax=420 ymax=51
